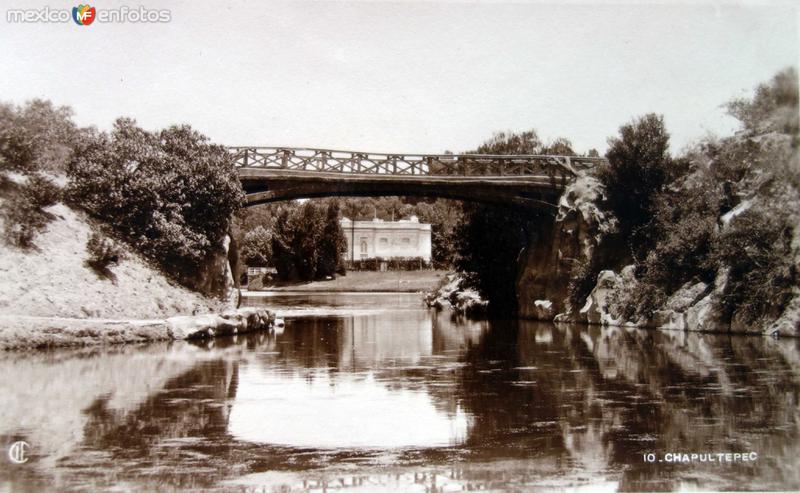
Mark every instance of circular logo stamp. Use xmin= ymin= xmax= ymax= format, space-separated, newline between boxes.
xmin=8 ymin=441 xmax=29 ymax=464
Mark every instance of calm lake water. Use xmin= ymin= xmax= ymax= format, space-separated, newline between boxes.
xmin=1 ymin=292 xmax=799 ymax=492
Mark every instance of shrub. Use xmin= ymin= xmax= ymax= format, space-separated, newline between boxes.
xmin=85 ymin=231 xmax=123 ymax=277
xmin=24 ymin=174 xmax=62 ymax=208
xmin=567 ymin=254 xmax=603 ymax=312
xmin=607 ymin=178 xmax=722 ymax=320
xmin=726 ymin=67 xmax=798 ymax=138
xmin=347 ymin=256 xmax=429 ymax=271
xmin=712 ymin=206 xmax=796 ymax=325
xmin=1 ymin=194 xmax=50 ymax=249
xmin=0 ymin=176 xmax=61 ymax=249
xmin=609 ymin=273 xmax=665 ymax=323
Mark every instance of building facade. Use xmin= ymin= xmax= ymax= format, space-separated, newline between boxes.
xmin=340 ymin=216 xmax=432 ymax=263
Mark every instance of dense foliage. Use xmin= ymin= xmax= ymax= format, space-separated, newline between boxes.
xmin=726 ymin=68 xmax=799 ymax=140
xmin=598 ymin=113 xmax=675 ymax=258
xmin=240 ymin=225 xmax=272 ymax=267
xmin=0 ymin=99 xmax=79 ymax=174
xmin=235 ymin=196 xmax=463 ymax=271
xmin=269 ymin=201 xmax=347 ymax=281
xmin=607 ymin=68 xmax=799 ymax=326
xmin=715 ymin=207 xmax=796 ymax=324
xmin=66 ymin=119 xmax=244 ymax=285
xmin=0 ymin=175 xmax=61 ymax=248
xmin=0 ymin=100 xmax=75 ymax=248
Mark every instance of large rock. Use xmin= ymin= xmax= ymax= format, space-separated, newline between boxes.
xmin=683 ymin=269 xmax=729 ymax=333
xmin=425 ymin=273 xmax=462 ymax=310
xmin=765 ymin=291 xmax=800 ymax=337
xmin=532 ymin=299 xmax=555 ymax=320
xmin=666 ymin=282 xmax=708 ymax=312
xmin=517 ymin=172 xmax=616 ymax=320
xmin=166 ymin=314 xmax=224 ymax=339
xmin=579 ymin=270 xmax=621 ymax=326
xmin=166 ymin=307 xmax=275 ymax=340
xmin=651 ymin=281 xmax=709 ymax=331
xmin=684 ymin=294 xmax=716 ymax=332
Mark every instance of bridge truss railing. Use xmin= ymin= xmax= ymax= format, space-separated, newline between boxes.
xmin=229 ymin=147 xmax=604 ymax=178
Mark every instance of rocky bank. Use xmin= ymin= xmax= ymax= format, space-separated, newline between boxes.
xmin=0 ymin=198 xmax=278 ymax=349
xmin=514 ymin=152 xmax=799 ymax=337
xmin=0 ymin=307 xmax=276 ymax=350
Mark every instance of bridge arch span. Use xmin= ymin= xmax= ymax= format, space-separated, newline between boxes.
xmin=232 ymin=147 xmax=604 ymax=211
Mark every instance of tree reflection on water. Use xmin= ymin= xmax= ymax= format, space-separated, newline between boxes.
xmin=1 ymin=295 xmax=798 ymax=491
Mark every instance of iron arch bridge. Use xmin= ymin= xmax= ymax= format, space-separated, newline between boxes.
xmin=230 ymin=146 xmax=605 ymax=210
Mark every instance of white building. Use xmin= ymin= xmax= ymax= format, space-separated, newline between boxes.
xmin=340 ymin=216 xmax=432 ymax=262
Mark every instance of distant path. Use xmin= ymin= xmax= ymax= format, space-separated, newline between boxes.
xmin=244 ymin=270 xmax=448 ymax=293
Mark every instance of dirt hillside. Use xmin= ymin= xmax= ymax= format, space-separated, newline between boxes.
xmin=0 ymin=202 xmax=221 ymax=319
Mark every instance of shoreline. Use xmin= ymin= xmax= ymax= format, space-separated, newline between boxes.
xmin=242 ymin=289 xmax=426 ymax=295
xmin=0 ymin=307 xmax=276 ymax=351
xmin=249 ymin=270 xmax=448 ymax=294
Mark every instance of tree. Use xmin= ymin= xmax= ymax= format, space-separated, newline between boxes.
xmin=316 ymin=200 xmax=348 ymax=277
xmin=268 ymin=200 xmax=348 ymax=281
xmin=291 ymin=202 xmax=325 ymax=280
xmin=726 ymin=67 xmax=798 ymax=138
xmin=271 ymin=207 xmax=298 ymax=281
xmin=599 ymin=113 xmax=673 ymax=257
xmin=66 ymin=118 xmax=244 ymax=287
xmin=542 ymin=137 xmax=576 ymax=156
xmin=414 ymin=199 xmax=462 ymax=268
xmin=240 ymin=225 xmax=272 ymax=267
xmin=475 ymin=130 xmax=542 ymax=154
xmin=0 ymin=99 xmax=80 ymax=174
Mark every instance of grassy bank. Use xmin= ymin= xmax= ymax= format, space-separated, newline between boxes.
xmin=250 ymin=270 xmax=449 ymax=293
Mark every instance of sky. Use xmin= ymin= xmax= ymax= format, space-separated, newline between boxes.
xmin=1 ymin=0 xmax=798 ymax=155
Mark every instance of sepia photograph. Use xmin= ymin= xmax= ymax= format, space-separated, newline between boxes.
xmin=1 ymin=1 xmax=799 ymax=491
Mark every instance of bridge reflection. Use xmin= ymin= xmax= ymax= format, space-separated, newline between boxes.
xmin=2 ymin=311 xmax=799 ymax=491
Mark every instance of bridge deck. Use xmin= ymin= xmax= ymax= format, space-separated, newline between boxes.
xmin=230 ymin=146 xmax=604 ymax=178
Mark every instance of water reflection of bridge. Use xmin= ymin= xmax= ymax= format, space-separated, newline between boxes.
xmin=4 ymin=317 xmax=800 ymax=491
